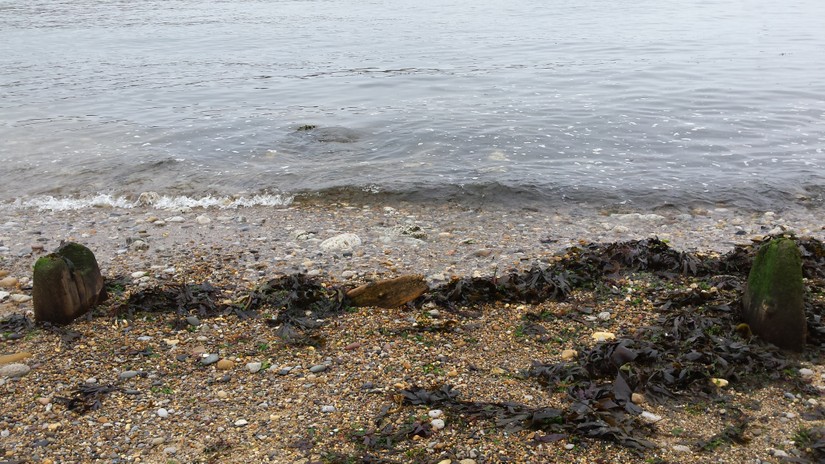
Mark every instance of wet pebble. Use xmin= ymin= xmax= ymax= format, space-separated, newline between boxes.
xmin=320 ymin=233 xmax=361 ymax=252
xmin=0 ymin=352 xmax=32 ymax=364
xmin=129 ymin=239 xmax=149 ymax=251
xmin=9 ymin=294 xmax=31 ymax=303
xmin=560 ymin=349 xmax=577 ymax=361
xmin=309 ymin=364 xmax=327 ymax=373
xmin=0 ymin=363 xmax=31 ymax=378
xmin=591 ymin=331 xmax=615 ymax=342
xmin=216 ymin=359 xmax=235 ymax=370
xmin=711 ymin=378 xmax=729 ymax=388
xmin=118 ymin=370 xmax=141 ymax=380
xmin=770 ymin=449 xmax=789 ymax=458
xmin=640 ymin=411 xmax=662 ymax=423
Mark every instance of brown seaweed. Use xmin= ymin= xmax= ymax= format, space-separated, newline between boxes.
xmin=53 ymin=383 xmax=120 ymax=414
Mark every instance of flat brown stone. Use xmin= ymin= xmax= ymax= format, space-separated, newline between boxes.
xmin=0 ymin=352 xmax=32 ymax=365
xmin=346 ymin=275 xmax=428 ymax=308
xmin=216 ymin=359 xmax=235 ymax=370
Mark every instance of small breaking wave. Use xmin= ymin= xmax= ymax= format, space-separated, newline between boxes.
xmin=9 ymin=192 xmax=294 ymax=211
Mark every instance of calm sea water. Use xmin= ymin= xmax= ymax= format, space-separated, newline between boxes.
xmin=2 ymin=0 xmax=824 ymax=210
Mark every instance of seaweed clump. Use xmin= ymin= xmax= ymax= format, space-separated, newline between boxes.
xmin=362 ymin=236 xmax=824 ymax=458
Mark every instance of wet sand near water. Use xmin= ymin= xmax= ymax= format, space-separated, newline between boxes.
xmin=1 ymin=201 xmax=823 ymax=290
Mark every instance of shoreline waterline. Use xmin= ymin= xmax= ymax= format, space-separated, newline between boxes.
xmin=4 ymin=182 xmax=825 ymax=216
xmin=1 ymin=197 xmax=823 ymax=286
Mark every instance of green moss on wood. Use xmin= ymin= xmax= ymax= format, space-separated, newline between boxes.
xmin=743 ymin=237 xmax=806 ymax=351
xmin=746 ymin=238 xmax=804 ymax=313
xmin=56 ymin=242 xmax=97 ymax=275
xmin=33 ymin=254 xmax=68 ymax=275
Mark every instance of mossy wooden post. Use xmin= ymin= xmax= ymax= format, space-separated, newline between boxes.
xmin=33 ymin=242 xmax=106 ymax=325
xmin=742 ymin=238 xmax=806 ymax=351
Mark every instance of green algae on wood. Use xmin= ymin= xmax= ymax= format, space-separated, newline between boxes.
xmin=742 ymin=238 xmax=806 ymax=351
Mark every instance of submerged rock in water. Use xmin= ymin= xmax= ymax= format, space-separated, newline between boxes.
xmin=742 ymin=238 xmax=806 ymax=352
xmin=294 ymin=125 xmax=362 ymax=143
xmin=32 ymin=242 xmax=106 ymax=325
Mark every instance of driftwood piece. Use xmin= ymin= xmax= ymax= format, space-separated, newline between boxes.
xmin=346 ymin=275 xmax=428 ymax=308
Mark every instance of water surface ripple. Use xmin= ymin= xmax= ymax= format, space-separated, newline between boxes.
xmin=2 ymin=0 xmax=824 ymax=210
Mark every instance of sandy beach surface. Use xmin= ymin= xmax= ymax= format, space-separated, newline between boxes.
xmin=1 ymin=199 xmax=824 ymax=463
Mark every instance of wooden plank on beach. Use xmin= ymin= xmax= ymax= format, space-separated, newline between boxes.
xmin=346 ymin=275 xmax=428 ymax=308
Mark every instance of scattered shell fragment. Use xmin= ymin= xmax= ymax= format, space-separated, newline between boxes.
xmin=711 ymin=378 xmax=729 ymax=388
xmin=560 ymin=349 xmax=578 ymax=361
xmin=591 ymin=331 xmax=616 ymax=342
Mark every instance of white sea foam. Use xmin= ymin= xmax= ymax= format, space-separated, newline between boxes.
xmin=10 ymin=193 xmax=293 ymax=211
xmin=11 ymin=194 xmax=135 ymax=211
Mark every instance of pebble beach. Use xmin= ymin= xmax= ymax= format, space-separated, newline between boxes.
xmin=1 ymin=199 xmax=824 ymax=463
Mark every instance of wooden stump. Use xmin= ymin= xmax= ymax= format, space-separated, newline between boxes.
xmin=33 ymin=242 xmax=106 ymax=325
xmin=742 ymin=238 xmax=806 ymax=352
